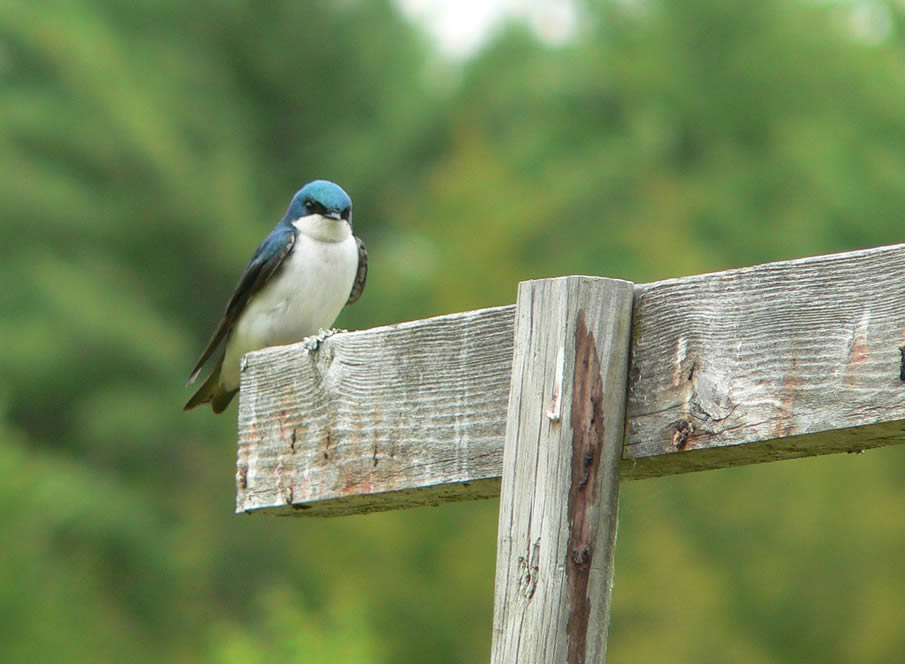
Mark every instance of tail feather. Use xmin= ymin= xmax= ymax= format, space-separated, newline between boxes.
xmin=183 ymin=361 xmax=237 ymax=413
xmin=211 ymin=385 xmax=237 ymax=414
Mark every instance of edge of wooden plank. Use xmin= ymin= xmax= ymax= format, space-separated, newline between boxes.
xmin=239 ymin=478 xmax=502 ymax=517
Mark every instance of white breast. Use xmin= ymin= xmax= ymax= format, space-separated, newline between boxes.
xmin=220 ymin=216 xmax=359 ymax=391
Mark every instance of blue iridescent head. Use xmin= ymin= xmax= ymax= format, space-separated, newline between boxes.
xmin=287 ymin=180 xmax=352 ymax=223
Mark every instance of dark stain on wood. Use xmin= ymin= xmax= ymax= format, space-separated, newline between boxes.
xmin=566 ymin=310 xmax=604 ymax=664
xmin=323 ymin=430 xmax=334 ymax=460
xmin=671 ymin=419 xmax=693 ymax=449
xmin=898 ymin=344 xmax=905 ymax=381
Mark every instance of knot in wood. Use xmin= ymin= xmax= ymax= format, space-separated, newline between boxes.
xmin=517 ymin=541 xmax=541 ymax=600
xmin=571 ymin=546 xmax=592 ymax=569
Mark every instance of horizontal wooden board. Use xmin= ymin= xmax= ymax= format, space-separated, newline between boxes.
xmin=237 ymin=307 xmax=513 ymax=516
xmin=237 ymin=243 xmax=905 ymax=516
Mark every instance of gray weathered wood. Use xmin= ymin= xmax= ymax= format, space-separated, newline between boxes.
xmin=237 ymin=243 xmax=905 ymax=516
xmin=236 ymin=307 xmax=514 ymax=515
xmin=490 ymin=277 xmax=633 ymax=664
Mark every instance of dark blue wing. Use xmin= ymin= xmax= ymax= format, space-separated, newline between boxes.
xmin=187 ymin=224 xmax=295 ymax=385
xmin=346 ymin=235 xmax=367 ymax=305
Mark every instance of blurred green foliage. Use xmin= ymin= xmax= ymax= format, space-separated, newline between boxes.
xmin=2 ymin=0 xmax=905 ymax=661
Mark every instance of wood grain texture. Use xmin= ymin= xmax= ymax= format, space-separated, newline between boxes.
xmin=236 ymin=307 xmax=514 ymax=516
xmin=489 ymin=277 xmax=633 ymax=664
xmin=627 ymin=242 xmax=905 ymax=472
xmin=237 ymin=243 xmax=905 ymax=516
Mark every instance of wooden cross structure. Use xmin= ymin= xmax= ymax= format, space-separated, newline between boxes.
xmin=235 ymin=243 xmax=905 ymax=663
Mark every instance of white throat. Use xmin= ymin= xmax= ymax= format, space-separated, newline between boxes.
xmin=292 ymin=214 xmax=351 ymax=243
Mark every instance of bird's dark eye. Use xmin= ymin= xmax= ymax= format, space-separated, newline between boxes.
xmin=304 ymin=200 xmax=314 ymax=210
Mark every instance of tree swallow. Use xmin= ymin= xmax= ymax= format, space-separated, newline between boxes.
xmin=184 ymin=180 xmax=367 ymax=413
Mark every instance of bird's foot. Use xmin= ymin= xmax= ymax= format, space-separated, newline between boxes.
xmin=302 ymin=327 xmax=346 ymax=353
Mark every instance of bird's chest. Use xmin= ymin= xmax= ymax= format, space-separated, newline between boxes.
xmin=237 ymin=233 xmax=358 ymax=347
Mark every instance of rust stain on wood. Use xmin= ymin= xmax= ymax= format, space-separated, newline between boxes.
xmin=773 ymin=360 xmax=800 ymax=439
xmin=846 ymin=332 xmax=869 ymax=387
xmin=340 ymin=470 xmax=372 ymax=496
xmin=566 ymin=310 xmax=604 ymax=664
xmin=844 ymin=312 xmax=871 ymax=386
xmin=849 ymin=337 xmax=868 ymax=365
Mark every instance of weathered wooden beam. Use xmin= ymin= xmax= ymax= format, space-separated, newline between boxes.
xmin=236 ymin=306 xmax=513 ymax=515
xmin=490 ymin=277 xmax=632 ymax=664
xmin=237 ymin=243 xmax=905 ymax=516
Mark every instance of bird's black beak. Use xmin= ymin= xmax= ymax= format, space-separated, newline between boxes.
xmin=324 ymin=211 xmax=343 ymax=221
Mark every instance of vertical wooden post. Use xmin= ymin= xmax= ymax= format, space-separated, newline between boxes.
xmin=490 ymin=277 xmax=634 ymax=664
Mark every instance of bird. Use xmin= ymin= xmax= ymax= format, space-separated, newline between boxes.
xmin=184 ymin=180 xmax=367 ymax=413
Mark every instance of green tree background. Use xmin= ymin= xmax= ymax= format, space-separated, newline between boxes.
xmin=3 ymin=0 xmax=905 ymax=661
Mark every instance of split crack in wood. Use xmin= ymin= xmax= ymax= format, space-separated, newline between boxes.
xmin=547 ymin=345 xmax=565 ymax=422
